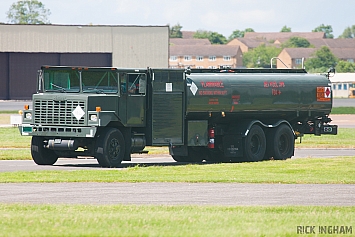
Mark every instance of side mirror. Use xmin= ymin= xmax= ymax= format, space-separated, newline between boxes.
xmin=327 ymin=67 xmax=335 ymax=74
xmin=327 ymin=67 xmax=335 ymax=79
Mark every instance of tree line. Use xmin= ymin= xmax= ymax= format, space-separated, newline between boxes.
xmin=170 ymin=23 xmax=354 ymax=43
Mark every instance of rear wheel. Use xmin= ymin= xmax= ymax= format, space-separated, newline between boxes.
xmin=243 ymin=125 xmax=266 ymax=162
xmin=95 ymin=128 xmax=125 ymax=167
xmin=269 ymin=125 xmax=294 ymax=160
xmin=31 ymin=136 xmax=58 ymax=165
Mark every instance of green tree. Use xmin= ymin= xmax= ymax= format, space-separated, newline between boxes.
xmin=193 ymin=30 xmax=227 ymax=44
xmin=312 ymin=24 xmax=334 ymax=38
xmin=228 ymin=28 xmax=254 ymax=40
xmin=336 ymin=60 xmax=355 ymax=72
xmin=6 ymin=0 xmax=51 ymax=24
xmin=280 ymin=25 xmax=291 ymax=32
xmin=281 ymin=37 xmax=311 ymax=48
xmin=169 ymin=23 xmax=183 ymax=38
xmin=339 ymin=25 xmax=355 ymax=38
xmin=243 ymin=44 xmax=282 ymax=68
xmin=304 ymin=46 xmax=338 ymax=72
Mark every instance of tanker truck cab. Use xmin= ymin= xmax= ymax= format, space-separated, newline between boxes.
xmin=20 ymin=66 xmax=149 ymax=167
xmin=20 ymin=66 xmax=338 ymax=167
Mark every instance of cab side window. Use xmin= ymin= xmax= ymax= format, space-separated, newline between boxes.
xmin=127 ymin=74 xmax=146 ymax=95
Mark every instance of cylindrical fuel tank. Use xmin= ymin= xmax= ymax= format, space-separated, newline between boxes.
xmin=185 ymin=70 xmax=332 ymax=121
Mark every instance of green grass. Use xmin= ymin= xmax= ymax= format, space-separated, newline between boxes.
xmin=0 ymin=110 xmax=20 ymax=114
xmin=0 ymin=149 xmax=31 ymax=160
xmin=331 ymin=107 xmax=355 ymax=114
xmin=0 ymin=127 xmax=31 ymax=148
xmin=0 ymin=204 xmax=353 ymax=237
xmin=1 ymin=157 xmax=354 ymax=184
xmin=295 ymin=128 xmax=355 ymax=148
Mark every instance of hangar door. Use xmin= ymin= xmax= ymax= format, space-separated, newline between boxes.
xmin=0 ymin=52 xmax=112 ymax=100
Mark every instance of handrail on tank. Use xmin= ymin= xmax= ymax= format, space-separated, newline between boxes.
xmin=270 ymin=57 xmax=288 ymax=69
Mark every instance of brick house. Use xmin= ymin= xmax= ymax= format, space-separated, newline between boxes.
xmin=169 ymin=44 xmax=243 ymax=69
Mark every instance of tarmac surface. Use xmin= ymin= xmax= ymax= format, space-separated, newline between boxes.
xmin=0 ymin=182 xmax=354 ymax=206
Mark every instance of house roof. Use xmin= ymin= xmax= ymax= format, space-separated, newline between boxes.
xmin=228 ymin=38 xmax=271 ymax=47
xmin=278 ymin=38 xmax=355 ymax=48
xmin=170 ymin=38 xmax=211 ymax=46
xmin=181 ymin=31 xmax=195 ymax=39
xmin=282 ymin=47 xmax=355 ymax=59
xmin=244 ymin=32 xmax=325 ymax=41
xmin=307 ymin=39 xmax=355 ymax=48
xmin=282 ymin=48 xmax=315 ymax=58
xmin=331 ymin=48 xmax=355 ymax=59
xmin=170 ymin=45 xmax=240 ymax=56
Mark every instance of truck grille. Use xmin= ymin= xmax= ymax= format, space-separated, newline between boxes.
xmin=34 ymin=100 xmax=86 ymax=125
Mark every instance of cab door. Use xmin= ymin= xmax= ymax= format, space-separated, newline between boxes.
xmin=119 ymin=72 xmax=146 ymax=127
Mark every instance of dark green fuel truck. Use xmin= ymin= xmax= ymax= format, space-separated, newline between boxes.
xmin=19 ymin=66 xmax=337 ymax=167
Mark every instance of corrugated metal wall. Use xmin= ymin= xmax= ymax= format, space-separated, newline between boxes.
xmin=112 ymin=27 xmax=169 ymax=68
xmin=0 ymin=24 xmax=168 ymax=100
xmin=0 ymin=25 xmax=112 ymax=53
xmin=1 ymin=52 xmax=112 ymax=100
xmin=0 ymin=25 xmax=169 ymax=68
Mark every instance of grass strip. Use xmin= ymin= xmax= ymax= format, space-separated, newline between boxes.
xmin=0 ymin=127 xmax=31 ymax=148
xmin=295 ymin=128 xmax=355 ymax=148
xmin=0 ymin=204 xmax=354 ymax=237
xmin=0 ymin=157 xmax=354 ymax=184
xmin=331 ymin=107 xmax=355 ymax=114
xmin=0 ymin=149 xmax=31 ymax=160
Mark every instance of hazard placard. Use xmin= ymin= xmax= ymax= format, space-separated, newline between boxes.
xmin=317 ymin=87 xmax=331 ymax=102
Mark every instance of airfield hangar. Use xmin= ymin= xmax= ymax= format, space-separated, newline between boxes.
xmin=0 ymin=24 xmax=169 ymax=100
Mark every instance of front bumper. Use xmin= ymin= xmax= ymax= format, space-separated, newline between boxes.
xmin=19 ymin=125 xmax=97 ymax=138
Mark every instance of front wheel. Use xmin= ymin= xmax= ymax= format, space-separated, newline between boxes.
xmin=243 ymin=125 xmax=266 ymax=162
xmin=31 ymin=136 xmax=59 ymax=165
xmin=95 ymin=128 xmax=125 ymax=167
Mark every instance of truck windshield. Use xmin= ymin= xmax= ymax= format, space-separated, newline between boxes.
xmin=43 ymin=70 xmax=80 ymax=92
xmin=42 ymin=69 xmax=118 ymax=93
xmin=82 ymin=71 xmax=118 ymax=94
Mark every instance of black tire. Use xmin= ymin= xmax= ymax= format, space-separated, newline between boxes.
xmin=269 ymin=125 xmax=294 ymax=160
xmin=243 ymin=125 xmax=266 ymax=162
xmin=31 ymin=136 xmax=59 ymax=165
xmin=95 ymin=128 xmax=125 ymax=167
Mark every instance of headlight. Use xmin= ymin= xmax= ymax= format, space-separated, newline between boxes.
xmin=90 ymin=114 xmax=98 ymax=122
xmin=25 ymin=112 xmax=32 ymax=120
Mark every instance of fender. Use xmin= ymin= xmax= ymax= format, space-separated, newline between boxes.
xmin=241 ymin=119 xmax=295 ymax=137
